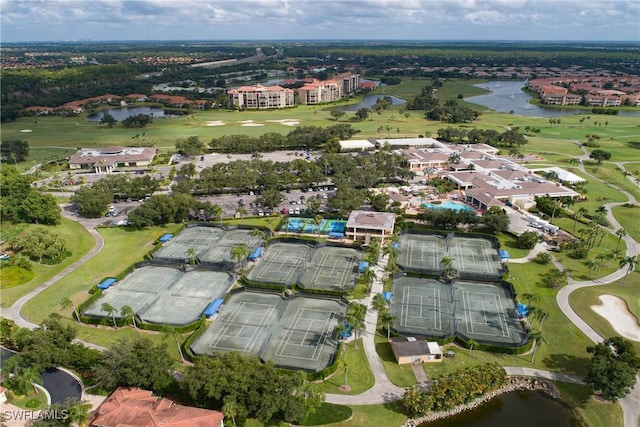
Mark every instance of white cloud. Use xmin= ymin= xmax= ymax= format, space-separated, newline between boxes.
xmin=1 ymin=0 xmax=638 ymax=41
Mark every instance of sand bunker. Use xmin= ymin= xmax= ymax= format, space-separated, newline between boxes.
xmin=266 ymin=119 xmax=300 ymax=126
xmin=238 ymin=120 xmax=255 ymax=124
xmin=20 ymin=129 xmax=33 ymax=133
xmin=205 ymin=121 xmax=225 ymax=126
xmin=242 ymin=123 xmax=265 ymax=127
xmin=591 ymin=295 xmax=640 ymax=342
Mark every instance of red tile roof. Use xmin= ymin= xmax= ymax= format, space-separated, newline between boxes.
xmin=90 ymin=387 xmax=224 ymax=427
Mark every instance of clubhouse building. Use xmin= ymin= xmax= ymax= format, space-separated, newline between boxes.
xmin=68 ymin=146 xmax=156 ymax=173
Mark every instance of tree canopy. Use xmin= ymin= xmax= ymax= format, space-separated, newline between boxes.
xmin=585 ymin=337 xmax=640 ymax=401
xmin=183 ymin=352 xmax=323 ymax=424
xmin=1 ymin=166 xmax=61 ymax=225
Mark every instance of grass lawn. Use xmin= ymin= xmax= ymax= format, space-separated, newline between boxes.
xmin=612 ymin=205 xmax=640 ymax=243
xmin=549 ymin=218 xmax=626 ymax=281
xmin=222 ymin=216 xmax=283 ymax=230
xmin=496 ymin=232 xmax=532 ymax=259
xmin=374 ymin=331 xmax=417 ymax=387
xmin=323 ymin=401 xmax=407 ymax=427
xmin=555 ymin=382 xmax=623 ymax=427
xmin=584 ymin=161 xmax=640 ymax=202
xmin=318 ymin=338 xmax=375 ymax=395
xmin=568 ymin=276 xmax=640 ymax=355
xmin=0 ymin=218 xmax=95 ymax=307
xmin=298 ymin=402 xmax=353 ymax=426
xmin=22 ymin=225 xmax=182 ymax=325
xmin=6 ymin=389 xmax=48 ymax=410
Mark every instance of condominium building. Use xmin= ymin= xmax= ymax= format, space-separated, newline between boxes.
xmin=227 ymin=84 xmax=294 ymax=109
xmin=296 ymin=79 xmax=343 ymax=105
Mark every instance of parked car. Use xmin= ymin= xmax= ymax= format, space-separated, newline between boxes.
xmin=288 ymin=208 xmax=294 ymax=214
xmin=281 ymin=208 xmax=289 ymax=215
xmin=238 ymin=199 xmax=245 ymax=206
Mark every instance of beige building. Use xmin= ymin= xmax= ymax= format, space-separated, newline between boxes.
xmin=68 ymin=146 xmax=156 ymax=173
xmin=297 ymin=79 xmax=343 ymax=104
xmin=345 ymin=211 xmax=395 ymax=242
xmin=389 ymin=337 xmax=443 ymax=364
xmin=227 ymin=84 xmax=294 ymax=109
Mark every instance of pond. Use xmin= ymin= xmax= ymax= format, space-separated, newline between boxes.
xmin=466 ymin=80 xmax=640 ymax=117
xmin=337 ymin=94 xmax=407 ymax=112
xmin=85 ymin=106 xmax=172 ymax=122
xmin=419 ymin=390 xmax=579 ymax=427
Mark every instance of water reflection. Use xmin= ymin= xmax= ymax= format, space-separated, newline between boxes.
xmin=85 ymin=107 xmax=171 ymax=122
xmin=467 ymin=81 xmax=639 ymax=118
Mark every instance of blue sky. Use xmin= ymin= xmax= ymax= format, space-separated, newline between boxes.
xmin=2 ymin=0 xmax=639 ymax=42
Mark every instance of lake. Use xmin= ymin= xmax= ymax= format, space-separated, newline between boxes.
xmin=85 ymin=106 xmax=172 ymax=122
xmin=467 ymin=80 xmax=639 ymax=117
xmin=419 ymin=390 xmax=579 ymax=427
xmin=338 ymin=94 xmax=407 ymax=111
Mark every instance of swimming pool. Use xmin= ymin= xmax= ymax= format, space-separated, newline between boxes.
xmin=421 ymin=200 xmax=474 ymax=212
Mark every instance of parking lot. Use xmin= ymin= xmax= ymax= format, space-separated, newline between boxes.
xmin=197 ymin=186 xmax=335 ymax=218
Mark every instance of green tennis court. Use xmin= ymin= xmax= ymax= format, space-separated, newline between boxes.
xmin=298 ymin=246 xmax=360 ymax=292
xmin=82 ymin=266 xmax=234 ymax=325
xmin=154 ymin=225 xmax=261 ymax=264
xmin=396 ymin=232 xmax=505 ymax=280
xmin=191 ymin=292 xmax=346 ymax=372
xmin=390 ymin=276 xmax=526 ymax=346
xmin=245 ymin=242 xmax=314 ymax=285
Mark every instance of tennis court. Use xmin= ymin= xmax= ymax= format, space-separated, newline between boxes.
xmin=199 ymin=228 xmax=261 ymax=263
xmin=191 ymin=292 xmax=284 ymax=356
xmin=396 ymin=233 xmax=444 ymax=271
xmin=391 ymin=276 xmax=455 ymax=337
xmin=298 ymin=246 xmax=361 ymax=292
xmin=82 ymin=266 xmax=234 ymax=325
xmin=454 ymin=281 xmax=525 ymax=346
xmin=153 ymin=226 xmax=262 ymax=264
xmin=245 ymin=242 xmax=314 ymax=285
xmin=263 ymin=296 xmax=346 ymax=371
xmin=191 ymin=292 xmax=346 ymax=371
xmin=396 ymin=232 xmax=504 ymax=280
xmin=390 ymin=276 xmax=526 ymax=346
xmin=279 ymin=218 xmax=347 ymax=236
xmin=449 ymin=237 xmax=504 ymax=279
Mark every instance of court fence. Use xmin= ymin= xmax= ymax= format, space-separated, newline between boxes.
xmin=395 ymin=229 xmax=504 ymax=282
xmin=389 ymin=273 xmax=529 ymax=350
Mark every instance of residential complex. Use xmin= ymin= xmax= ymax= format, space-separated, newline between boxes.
xmin=527 ymin=77 xmax=640 ymax=107
xmin=226 ymin=84 xmax=295 ymax=109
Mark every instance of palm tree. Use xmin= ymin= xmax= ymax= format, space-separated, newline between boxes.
xmin=162 ymin=325 xmax=186 ymax=364
xmin=595 ymin=205 xmax=608 ymax=219
xmin=9 ymin=367 xmax=43 ymax=395
xmin=222 ymin=396 xmax=239 ymax=427
xmin=361 ymin=268 xmax=377 ymax=292
xmin=528 ymin=329 xmax=547 ymax=363
xmin=448 ymin=153 xmax=461 ymax=164
xmin=211 ymin=204 xmax=223 ymax=224
xmin=235 ymin=206 xmax=247 ymax=223
xmin=230 ymin=243 xmax=250 ymax=272
xmin=120 ymin=305 xmax=137 ymax=329
xmin=58 ymin=297 xmax=82 ymax=323
xmin=347 ymin=315 xmax=366 ymax=348
xmin=379 ymin=309 xmax=396 ymax=339
xmin=68 ymin=400 xmax=92 ymax=427
xmin=372 ymin=293 xmax=388 ymax=312
xmin=101 ymin=303 xmax=118 ymax=328
xmin=584 ymin=259 xmax=598 ymax=279
xmin=185 ymin=247 xmax=198 ymax=265
xmin=574 ymin=207 xmax=589 ymax=234
xmin=338 ymin=357 xmax=349 ymax=390
xmin=314 ymin=214 xmax=324 ymax=236
xmin=619 ymin=255 xmax=638 ymax=285
xmin=615 ymin=228 xmax=627 ymax=251
xmin=250 ymin=228 xmax=266 ymax=242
